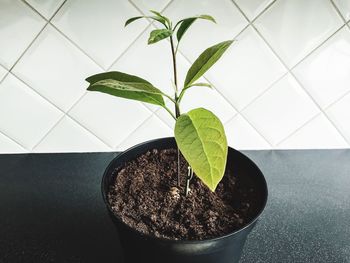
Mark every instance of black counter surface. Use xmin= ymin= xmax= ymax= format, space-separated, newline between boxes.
xmin=0 ymin=150 xmax=349 ymax=262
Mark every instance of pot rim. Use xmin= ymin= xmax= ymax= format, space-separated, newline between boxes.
xmin=101 ymin=137 xmax=268 ymax=244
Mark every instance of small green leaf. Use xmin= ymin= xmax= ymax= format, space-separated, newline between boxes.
xmin=184 ymin=40 xmax=233 ymax=87
xmin=125 ymin=16 xmax=143 ymax=27
xmin=176 ymin=15 xmax=216 ymax=42
xmin=86 ymin=72 xmax=165 ymax=106
xmin=175 ymin=108 xmax=228 ymax=191
xmin=148 ymin=29 xmax=173 ymax=44
xmin=149 ymin=10 xmax=171 ymax=26
xmin=188 ymin=82 xmax=213 ymax=88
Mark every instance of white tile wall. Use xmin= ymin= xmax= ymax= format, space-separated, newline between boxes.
xmin=0 ymin=0 xmax=349 ymax=153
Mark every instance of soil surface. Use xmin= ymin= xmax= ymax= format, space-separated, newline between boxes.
xmin=108 ymin=148 xmax=258 ymax=241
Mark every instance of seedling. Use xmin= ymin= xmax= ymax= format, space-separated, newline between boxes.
xmin=86 ymin=10 xmax=232 ymax=195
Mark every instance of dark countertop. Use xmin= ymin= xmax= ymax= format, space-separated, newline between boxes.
xmin=0 ymin=150 xmax=349 ymax=263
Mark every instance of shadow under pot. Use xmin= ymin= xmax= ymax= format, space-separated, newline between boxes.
xmin=101 ymin=137 xmax=268 ymax=263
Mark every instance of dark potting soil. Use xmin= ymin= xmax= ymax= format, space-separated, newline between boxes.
xmin=108 ymin=148 xmax=259 ymax=241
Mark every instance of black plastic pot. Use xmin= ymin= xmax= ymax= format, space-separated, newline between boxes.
xmin=102 ymin=137 xmax=268 ymax=263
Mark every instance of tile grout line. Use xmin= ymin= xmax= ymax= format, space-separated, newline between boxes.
xmin=275 ymin=113 xmax=321 ymax=146
xmin=30 ymin=93 xmax=114 ymax=152
xmin=114 ymin=113 xmax=157 ymax=150
xmin=248 ymin=22 xmax=350 ymax=146
xmin=330 ymin=0 xmax=350 ymax=27
xmin=0 ymin=129 xmax=28 ymax=151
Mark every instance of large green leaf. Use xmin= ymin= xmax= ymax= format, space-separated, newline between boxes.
xmin=176 ymin=15 xmax=216 ymax=42
xmin=148 ymin=29 xmax=173 ymax=44
xmin=184 ymin=40 xmax=233 ymax=87
xmin=175 ymin=108 xmax=228 ymax=191
xmin=86 ymin=72 xmax=165 ymax=106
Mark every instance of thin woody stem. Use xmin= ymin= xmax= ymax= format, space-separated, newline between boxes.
xmin=169 ymin=34 xmax=182 ymax=188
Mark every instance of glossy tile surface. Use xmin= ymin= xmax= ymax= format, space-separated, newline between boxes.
xmin=235 ymin=0 xmax=274 ymax=20
xmin=34 ymin=116 xmax=110 ymax=153
xmin=326 ymin=92 xmax=350 ymax=142
xmin=243 ymin=74 xmax=320 ymax=145
xmin=0 ymin=74 xmax=62 ymax=149
xmin=278 ymin=114 xmax=348 ymax=149
xmin=0 ymin=0 xmax=45 ymax=68
xmin=52 ymin=0 xmax=149 ymax=69
xmin=225 ymin=115 xmax=271 ymax=149
xmin=25 ymin=0 xmax=65 ymax=19
xmin=206 ymin=27 xmax=286 ymax=110
xmin=293 ymin=27 xmax=350 ymax=109
xmin=333 ymin=0 xmax=350 ymax=21
xmin=69 ymin=92 xmax=152 ymax=148
xmin=255 ymin=0 xmax=344 ymax=67
xmin=1 ymin=0 xmax=350 ymax=152
xmin=13 ymin=25 xmax=102 ymax=111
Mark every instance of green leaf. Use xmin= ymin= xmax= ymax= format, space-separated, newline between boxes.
xmin=187 ymin=82 xmax=213 ymax=89
xmin=148 ymin=29 xmax=173 ymax=44
xmin=125 ymin=16 xmax=143 ymax=27
xmin=184 ymin=40 xmax=233 ymax=88
xmin=86 ymin=72 xmax=165 ymax=106
xmin=176 ymin=15 xmax=216 ymax=42
xmin=149 ymin=10 xmax=170 ymax=26
xmin=175 ymin=108 xmax=228 ymax=191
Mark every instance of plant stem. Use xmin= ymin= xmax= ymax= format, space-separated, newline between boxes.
xmin=185 ymin=166 xmax=193 ymax=196
xmin=170 ymin=34 xmax=182 ymax=188
xmin=170 ymin=36 xmax=178 ymax=101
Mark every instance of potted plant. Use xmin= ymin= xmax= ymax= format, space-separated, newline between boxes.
xmin=86 ymin=10 xmax=268 ymax=263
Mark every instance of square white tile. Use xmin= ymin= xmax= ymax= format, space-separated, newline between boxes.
xmin=0 ymin=0 xmax=45 ymax=68
xmin=293 ymin=27 xmax=350 ymax=109
xmin=326 ymin=92 xmax=350 ymax=142
xmin=13 ymin=25 xmax=102 ymax=112
xmin=0 ymin=132 xmax=27 ymax=153
xmin=333 ymin=0 xmax=350 ymax=21
xmin=117 ymin=114 xmax=173 ymax=151
xmin=0 ymin=74 xmax=62 ymax=149
xmin=164 ymin=0 xmax=248 ymax=62
xmin=25 ymin=0 xmax=65 ymax=19
xmin=235 ymin=0 xmax=274 ymax=21
xmin=277 ymin=114 xmax=348 ymax=149
xmin=52 ymin=0 xmax=149 ymax=69
xmin=131 ymin=0 xmax=171 ymax=12
xmin=206 ymin=26 xmax=287 ymax=110
xmin=255 ymin=0 xmax=344 ymax=67
xmin=69 ymin=92 xmax=152 ymax=148
xmin=242 ymin=74 xmax=320 ymax=145
xmin=34 ymin=116 xmax=110 ymax=153
xmin=225 ymin=114 xmax=271 ymax=149
xmin=0 ymin=65 xmax=7 ymax=82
